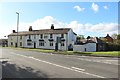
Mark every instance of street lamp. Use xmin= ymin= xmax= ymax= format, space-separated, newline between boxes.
xmin=16 ymin=12 xmax=19 ymax=47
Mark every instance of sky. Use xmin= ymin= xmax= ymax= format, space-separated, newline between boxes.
xmin=0 ymin=1 xmax=119 ymax=39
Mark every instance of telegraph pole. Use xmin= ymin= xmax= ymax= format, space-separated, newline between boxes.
xmin=16 ymin=12 xmax=19 ymax=47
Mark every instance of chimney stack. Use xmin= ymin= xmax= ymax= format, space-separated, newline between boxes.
xmin=29 ymin=26 xmax=32 ymax=31
xmin=106 ymin=34 xmax=110 ymax=37
xmin=51 ymin=24 xmax=54 ymax=29
xmin=13 ymin=30 xmax=16 ymax=33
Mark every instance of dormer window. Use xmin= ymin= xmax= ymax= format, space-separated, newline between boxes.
xmin=40 ymin=34 xmax=43 ymax=39
xmin=61 ymin=34 xmax=64 ymax=38
xmin=28 ymin=35 xmax=31 ymax=39
xmin=50 ymin=34 xmax=53 ymax=38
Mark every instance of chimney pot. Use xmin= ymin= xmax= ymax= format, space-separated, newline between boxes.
xmin=51 ymin=24 xmax=54 ymax=29
xmin=29 ymin=26 xmax=32 ymax=31
xmin=13 ymin=30 xmax=16 ymax=33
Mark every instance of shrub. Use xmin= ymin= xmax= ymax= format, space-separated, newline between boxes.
xmin=106 ymin=43 xmax=120 ymax=51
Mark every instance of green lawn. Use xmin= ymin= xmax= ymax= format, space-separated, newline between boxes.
xmin=3 ymin=47 xmax=55 ymax=53
xmin=72 ymin=51 xmax=119 ymax=56
xmin=2 ymin=47 xmax=120 ymax=56
xmin=86 ymin=51 xmax=119 ymax=56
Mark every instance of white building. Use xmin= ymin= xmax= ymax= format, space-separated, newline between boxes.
xmin=8 ymin=24 xmax=77 ymax=50
xmin=73 ymin=43 xmax=96 ymax=52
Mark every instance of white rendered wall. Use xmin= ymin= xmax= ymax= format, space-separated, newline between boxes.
xmin=73 ymin=43 xmax=96 ymax=52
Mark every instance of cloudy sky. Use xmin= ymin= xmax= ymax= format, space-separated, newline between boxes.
xmin=0 ymin=1 xmax=119 ymax=39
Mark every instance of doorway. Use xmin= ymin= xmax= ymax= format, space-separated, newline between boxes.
xmin=15 ymin=43 xmax=17 ymax=47
xmin=34 ymin=42 xmax=36 ymax=48
xmin=55 ymin=43 xmax=58 ymax=51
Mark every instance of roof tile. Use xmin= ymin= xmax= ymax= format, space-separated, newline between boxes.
xmin=8 ymin=28 xmax=71 ymax=36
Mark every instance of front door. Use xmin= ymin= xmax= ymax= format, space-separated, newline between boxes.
xmin=15 ymin=43 xmax=17 ymax=47
xmin=55 ymin=43 xmax=58 ymax=51
xmin=34 ymin=42 xmax=36 ymax=48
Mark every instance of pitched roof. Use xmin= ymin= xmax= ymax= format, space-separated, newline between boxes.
xmin=79 ymin=37 xmax=104 ymax=43
xmin=8 ymin=28 xmax=71 ymax=36
xmin=0 ymin=39 xmax=8 ymax=43
xmin=104 ymin=34 xmax=113 ymax=40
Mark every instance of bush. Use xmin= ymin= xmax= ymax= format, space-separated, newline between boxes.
xmin=106 ymin=43 xmax=120 ymax=51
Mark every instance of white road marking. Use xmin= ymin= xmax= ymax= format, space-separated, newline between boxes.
xmin=71 ymin=67 xmax=85 ymax=71
xmin=10 ymin=52 xmax=105 ymax=78
xmin=103 ymin=62 xmax=112 ymax=64
xmin=106 ymin=60 xmax=118 ymax=61
xmin=77 ymin=56 xmax=105 ymax=59
xmin=105 ymin=60 xmax=119 ymax=65
xmin=11 ymin=52 xmax=119 ymax=65
xmin=79 ymin=56 xmax=87 ymax=57
xmin=10 ymin=52 xmax=28 ymax=58
xmin=90 ymin=56 xmax=106 ymax=58
xmin=78 ymin=58 xmax=119 ymax=65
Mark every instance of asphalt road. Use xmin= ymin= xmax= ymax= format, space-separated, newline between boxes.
xmin=0 ymin=48 xmax=119 ymax=79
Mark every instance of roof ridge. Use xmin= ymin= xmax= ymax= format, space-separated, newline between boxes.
xmin=8 ymin=28 xmax=71 ymax=36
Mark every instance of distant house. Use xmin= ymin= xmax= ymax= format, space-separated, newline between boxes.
xmin=8 ymin=24 xmax=77 ymax=50
xmin=104 ymin=34 xmax=113 ymax=43
xmin=75 ymin=37 xmax=106 ymax=51
xmin=0 ymin=39 xmax=8 ymax=47
xmin=100 ymin=34 xmax=114 ymax=43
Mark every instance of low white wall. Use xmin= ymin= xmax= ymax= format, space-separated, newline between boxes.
xmin=73 ymin=43 xmax=96 ymax=52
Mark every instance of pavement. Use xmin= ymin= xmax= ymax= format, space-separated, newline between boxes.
xmin=0 ymin=48 xmax=119 ymax=79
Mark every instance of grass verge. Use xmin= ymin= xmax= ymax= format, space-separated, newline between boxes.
xmin=73 ymin=51 xmax=120 ymax=57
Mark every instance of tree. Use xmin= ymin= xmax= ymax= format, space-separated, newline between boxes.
xmin=111 ymin=34 xmax=120 ymax=44
xmin=87 ymin=36 xmax=91 ymax=39
xmin=111 ymin=34 xmax=117 ymax=39
xmin=106 ymin=34 xmax=120 ymax=51
xmin=111 ymin=34 xmax=120 ymax=40
xmin=79 ymin=35 xmax=85 ymax=39
xmin=117 ymin=34 xmax=120 ymax=39
xmin=76 ymin=35 xmax=85 ymax=40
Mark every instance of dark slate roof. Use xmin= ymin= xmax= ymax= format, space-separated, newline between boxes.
xmin=79 ymin=37 xmax=104 ymax=43
xmin=73 ymin=32 xmax=77 ymax=35
xmin=0 ymin=39 xmax=8 ymax=43
xmin=104 ymin=34 xmax=113 ymax=40
xmin=8 ymin=28 xmax=72 ymax=36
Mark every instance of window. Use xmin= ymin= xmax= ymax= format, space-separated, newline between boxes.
xmin=61 ymin=42 xmax=64 ymax=46
xmin=50 ymin=42 xmax=53 ymax=46
xmin=61 ymin=34 xmax=64 ymax=38
xmin=40 ymin=34 xmax=43 ymax=39
xmin=27 ymin=42 xmax=32 ymax=46
xmin=39 ymin=41 xmax=44 ymax=46
xmin=11 ymin=42 xmax=13 ymax=46
xmin=20 ymin=42 xmax=22 ymax=46
xmin=20 ymin=36 xmax=22 ymax=40
xmin=27 ymin=37 xmax=32 ymax=46
xmin=50 ymin=34 xmax=53 ymax=38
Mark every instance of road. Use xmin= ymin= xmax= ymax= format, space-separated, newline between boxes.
xmin=0 ymin=48 xmax=119 ymax=79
